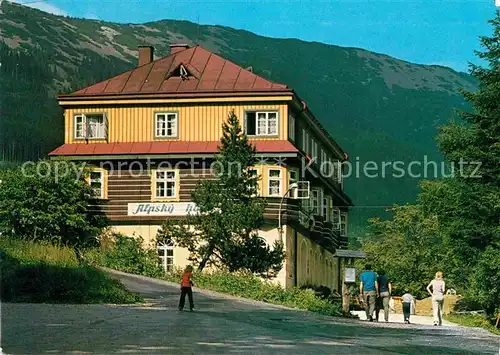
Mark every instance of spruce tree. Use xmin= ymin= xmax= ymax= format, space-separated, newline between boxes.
xmin=419 ymin=12 xmax=500 ymax=312
xmin=158 ymin=110 xmax=284 ymax=277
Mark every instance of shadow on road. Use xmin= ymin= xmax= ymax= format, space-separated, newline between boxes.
xmin=2 ymin=271 xmax=498 ymax=354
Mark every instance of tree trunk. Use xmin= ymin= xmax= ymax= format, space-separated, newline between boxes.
xmin=74 ymin=247 xmax=83 ymax=265
xmin=198 ymin=252 xmax=212 ymax=272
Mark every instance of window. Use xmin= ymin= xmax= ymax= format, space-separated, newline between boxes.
xmin=302 ymin=129 xmax=310 ymax=155
xmin=323 ymin=196 xmax=328 ymax=218
xmin=155 ymin=112 xmax=178 ymax=138
xmin=340 ymin=213 xmax=348 ymax=236
xmin=331 ymin=205 xmax=340 ymax=230
xmin=302 ymin=197 xmax=310 ymax=213
xmin=89 ymin=170 xmax=105 ymax=198
xmin=246 ymin=111 xmax=278 ymax=136
xmin=75 ymin=113 xmax=107 ymax=139
xmin=288 ymin=114 xmax=295 ymax=141
xmin=320 ymin=149 xmax=331 ymax=178
xmin=332 ymin=160 xmax=342 ymax=183
xmin=311 ymin=189 xmax=320 ymax=215
xmin=311 ymin=140 xmax=318 ymax=160
xmin=154 ymin=170 xmax=177 ymax=199
xmin=157 ymin=239 xmax=174 ymax=272
xmin=325 ymin=196 xmax=332 ymax=222
xmin=288 ymin=169 xmax=298 ymax=190
xmin=268 ymin=169 xmax=282 ymax=196
xmin=307 ymin=249 xmax=313 ymax=278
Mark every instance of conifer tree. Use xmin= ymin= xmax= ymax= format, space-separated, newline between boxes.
xmin=158 ymin=110 xmax=284 ymax=277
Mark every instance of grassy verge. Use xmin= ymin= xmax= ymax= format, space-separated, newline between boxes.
xmin=86 ymin=233 xmax=346 ymax=317
xmin=0 ymin=237 xmax=142 ymax=304
xmin=163 ymin=269 xmax=344 ymax=316
xmin=445 ymin=314 xmax=500 ymax=335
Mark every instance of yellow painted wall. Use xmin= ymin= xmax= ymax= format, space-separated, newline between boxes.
xmin=112 ymin=222 xmax=340 ymax=291
xmin=65 ymin=102 xmax=289 ymax=144
xmin=111 ymin=224 xmax=191 ymax=270
xmin=296 ymin=231 xmax=338 ymax=291
xmin=111 ymin=224 xmax=289 ymax=286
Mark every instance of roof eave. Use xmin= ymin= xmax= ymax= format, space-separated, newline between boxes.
xmin=57 ymin=89 xmax=294 ymax=102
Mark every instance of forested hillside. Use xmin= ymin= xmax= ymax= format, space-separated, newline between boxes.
xmin=0 ymin=1 xmax=478 ymax=236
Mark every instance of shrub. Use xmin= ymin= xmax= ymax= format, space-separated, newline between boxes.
xmin=446 ymin=313 xmax=500 ymax=335
xmin=87 ymin=233 xmax=164 ymax=278
xmin=299 ymin=284 xmax=332 ymax=299
xmin=0 ymin=237 xmax=141 ymax=304
xmin=164 ymin=269 xmax=343 ymax=316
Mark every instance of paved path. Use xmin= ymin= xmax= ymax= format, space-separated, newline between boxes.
xmin=350 ymin=310 xmax=457 ymax=326
xmin=2 ymin=269 xmax=499 ymax=355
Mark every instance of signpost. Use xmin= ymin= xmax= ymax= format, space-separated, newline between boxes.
xmin=344 ymin=267 xmax=356 ymax=283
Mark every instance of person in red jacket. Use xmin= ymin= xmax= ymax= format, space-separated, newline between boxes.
xmin=178 ymin=265 xmax=195 ymax=311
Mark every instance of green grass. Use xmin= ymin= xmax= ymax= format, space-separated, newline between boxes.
xmin=0 ymin=237 xmax=142 ymax=304
xmin=85 ymin=233 xmax=345 ymax=317
xmin=163 ymin=269 xmax=345 ymax=317
xmin=445 ymin=314 xmax=500 ymax=335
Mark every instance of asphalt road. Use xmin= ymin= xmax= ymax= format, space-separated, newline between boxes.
xmin=2 ymin=269 xmax=499 ymax=355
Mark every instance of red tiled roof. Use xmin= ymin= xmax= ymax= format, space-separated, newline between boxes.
xmin=62 ymin=46 xmax=289 ymax=98
xmin=48 ymin=140 xmax=299 ymax=156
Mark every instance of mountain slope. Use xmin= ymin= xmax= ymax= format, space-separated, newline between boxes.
xmin=0 ymin=1 xmax=477 ymax=237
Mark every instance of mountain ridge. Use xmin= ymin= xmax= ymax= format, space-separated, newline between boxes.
xmin=0 ymin=1 xmax=477 ymax=237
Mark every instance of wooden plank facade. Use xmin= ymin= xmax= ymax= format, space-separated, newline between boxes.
xmin=50 ymin=44 xmax=357 ymax=289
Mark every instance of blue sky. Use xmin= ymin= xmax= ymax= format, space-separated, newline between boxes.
xmin=15 ymin=0 xmax=500 ymax=72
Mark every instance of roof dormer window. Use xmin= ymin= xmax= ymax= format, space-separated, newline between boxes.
xmin=168 ymin=64 xmax=191 ymax=80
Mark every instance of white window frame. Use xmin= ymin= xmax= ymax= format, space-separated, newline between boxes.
xmin=311 ymin=188 xmax=320 ymax=215
xmin=157 ymin=239 xmax=174 ymax=273
xmin=288 ymin=114 xmax=295 ymax=141
xmin=245 ymin=111 xmax=278 ymax=136
xmin=320 ymin=150 xmax=326 ymax=165
xmin=331 ymin=205 xmax=340 ymax=230
xmin=155 ymin=112 xmax=178 ymax=138
xmin=311 ymin=140 xmax=318 ymax=160
xmin=288 ymin=169 xmax=298 ymax=190
xmin=302 ymin=196 xmax=311 ymax=213
xmin=332 ymin=160 xmax=342 ymax=184
xmin=302 ymin=129 xmax=310 ymax=155
xmin=325 ymin=196 xmax=332 ymax=222
xmin=267 ymin=168 xmax=282 ymax=196
xmin=89 ymin=170 xmax=105 ymax=199
xmin=340 ymin=213 xmax=348 ymax=236
xmin=154 ymin=169 xmax=178 ymax=199
xmin=74 ymin=113 xmax=107 ymax=140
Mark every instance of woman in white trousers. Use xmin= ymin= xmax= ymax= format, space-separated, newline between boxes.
xmin=427 ymin=271 xmax=446 ymax=326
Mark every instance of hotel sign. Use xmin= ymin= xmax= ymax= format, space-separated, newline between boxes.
xmin=127 ymin=202 xmax=199 ymax=216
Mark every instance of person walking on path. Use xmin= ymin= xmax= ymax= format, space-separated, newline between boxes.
xmin=178 ymin=265 xmax=195 ymax=311
xmin=427 ymin=271 xmax=446 ymax=326
xmin=360 ymin=264 xmax=378 ymax=322
xmin=401 ymin=289 xmax=416 ymax=324
xmin=375 ymin=270 xmax=392 ymax=322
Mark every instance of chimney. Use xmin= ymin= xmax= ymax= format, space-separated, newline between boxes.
xmin=138 ymin=46 xmax=154 ymax=66
xmin=169 ymin=44 xmax=190 ymax=55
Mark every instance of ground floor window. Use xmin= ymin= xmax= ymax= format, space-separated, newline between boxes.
xmin=157 ymin=239 xmax=174 ymax=272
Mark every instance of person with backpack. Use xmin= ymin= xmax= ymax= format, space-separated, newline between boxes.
xmin=359 ymin=264 xmax=378 ymax=322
